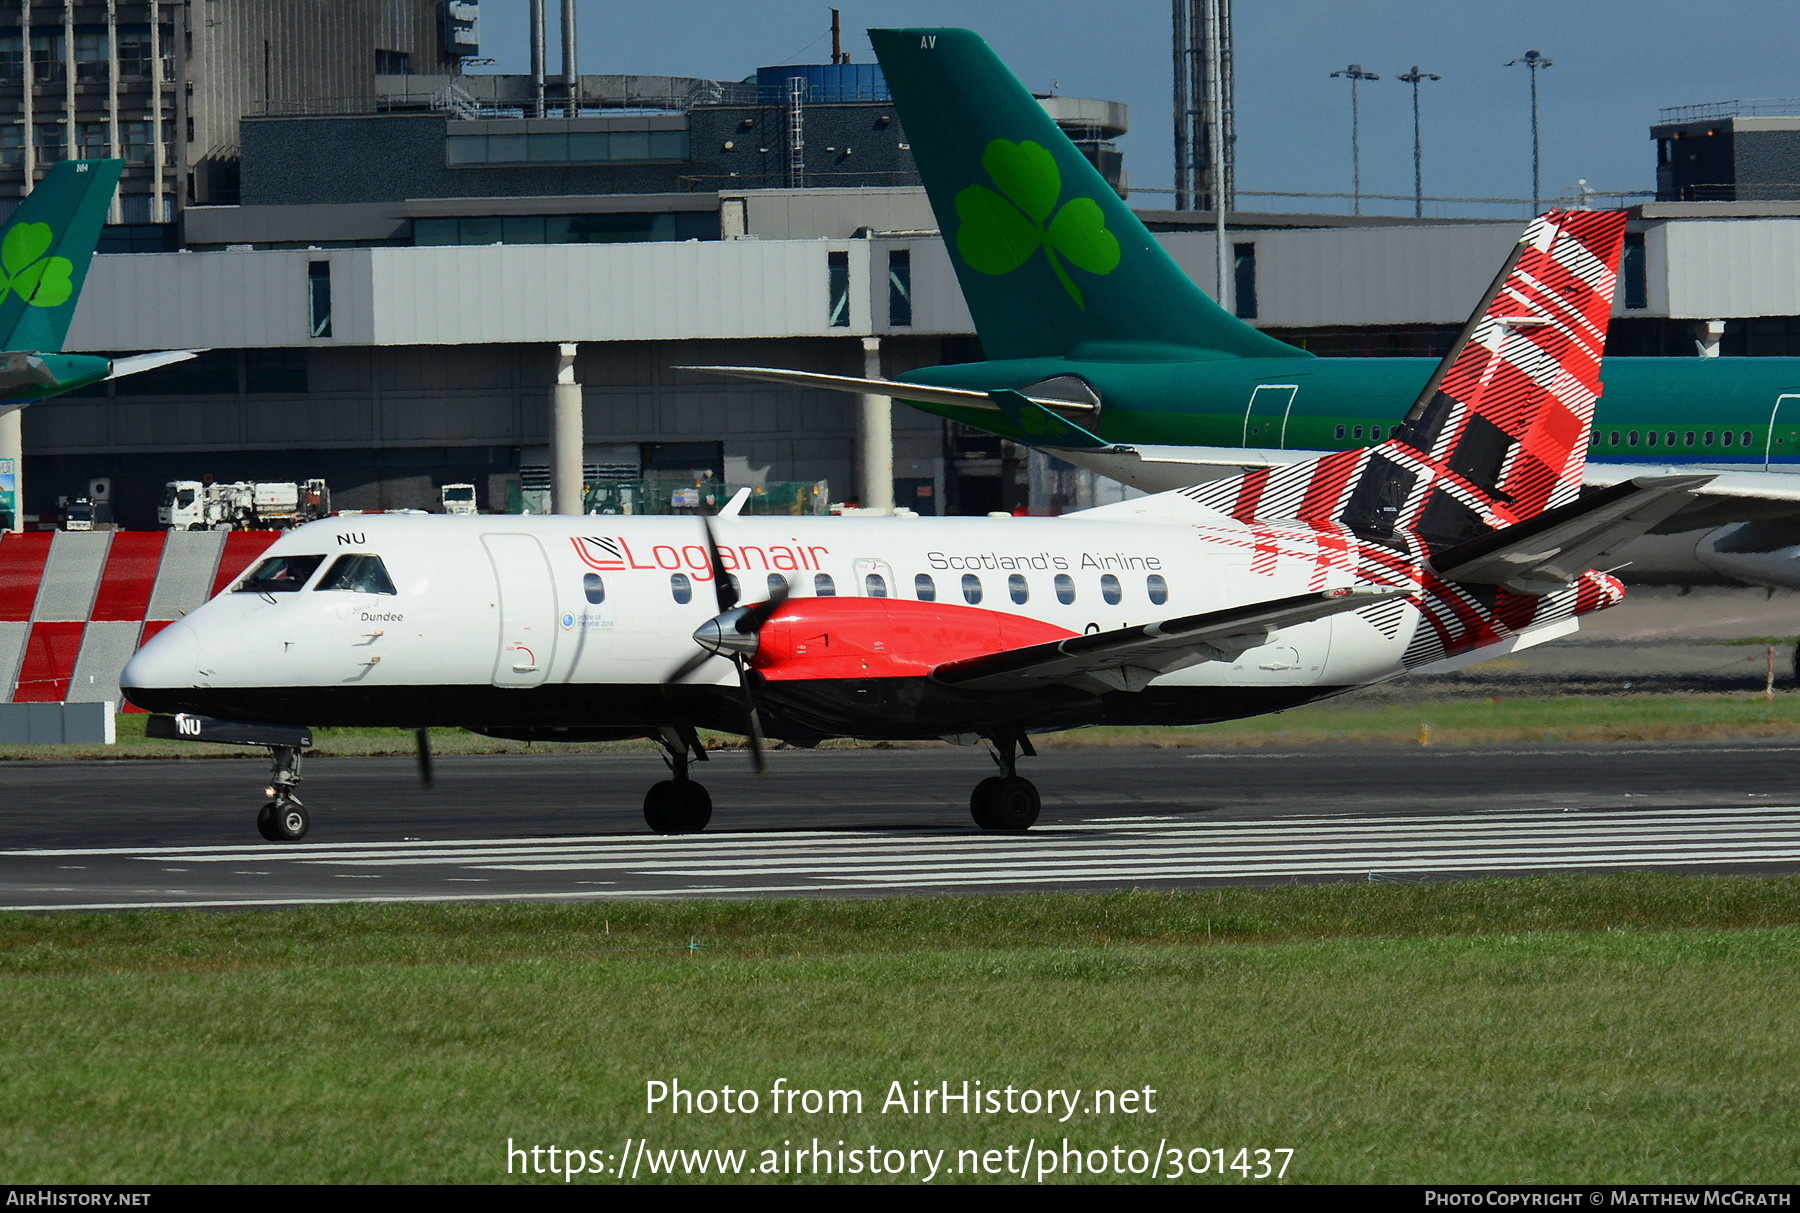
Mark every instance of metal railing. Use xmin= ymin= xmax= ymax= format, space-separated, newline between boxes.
xmin=1659 ymin=99 xmax=1800 ymax=123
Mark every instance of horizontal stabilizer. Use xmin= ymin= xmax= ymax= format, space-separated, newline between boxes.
xmin=932 ymin=586 xmax=1399 ymax=693
xmin=677 ymin=365 xmax=1095 ymax=415
xmin=107 ymin=349 xmax=201 ymax=380
xmin=1430 ymin=474 xmax=1712 ymax=593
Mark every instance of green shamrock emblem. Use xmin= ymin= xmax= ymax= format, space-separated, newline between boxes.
xmin=0 ymin=222 xmax=75 ymax=309
xmin=954 ymin=139 xmax=1121 ymax=309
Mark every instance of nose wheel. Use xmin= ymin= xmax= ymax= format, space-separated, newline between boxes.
xmin=971 ymin=731 xmax=1041 ymax=830
xmin=255 ymin=744 xmax=310 ymax=841
xmin=257 ymin=796 xmax=310 ymax=842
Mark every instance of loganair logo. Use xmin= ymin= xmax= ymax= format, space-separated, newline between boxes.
xmin=571 ymin=535 xmax=831 ymax=580
xmin=573 ymin=535 xmax=627 ymax=570
xmin=954 ymin=139 xmax=1122 ymax=309
xmin=0 ymin=222 xmax=75 ymax=309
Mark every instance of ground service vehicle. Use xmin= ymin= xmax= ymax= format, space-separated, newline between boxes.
xmin=158 ymin=480 xmax=331 ymax=531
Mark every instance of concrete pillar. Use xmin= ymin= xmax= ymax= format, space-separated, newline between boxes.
xmin=551 ymin=343 xmax=584 ymax=515
xmin=856 ymin=337 xmax=893 ymax=513
xmin=0 ymin=407 xmax=21 ymax=533
xmin=1695 ymin=319 xmax=1727 ymax=358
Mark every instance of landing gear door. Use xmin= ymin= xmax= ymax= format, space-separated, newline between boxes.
xmin=482 ymin=534 xmax=558 ymax=687
xmin=1241 ymin=383 xmax=1300 ymax=448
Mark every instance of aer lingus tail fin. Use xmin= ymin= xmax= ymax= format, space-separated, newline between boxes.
xmin=869 ymin=28 xmax=1303 ymax=364
xmin=0 ymin=159 xmax=124 ymax=355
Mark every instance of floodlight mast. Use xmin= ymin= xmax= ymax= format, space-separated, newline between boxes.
xmin=1330 ymin=64 xmax=1380 ymax=215
xmin=1507 ymin=49 xmax=1554 ymax=212
xmin=1397 ymin=66 xmax=1441 ymax=219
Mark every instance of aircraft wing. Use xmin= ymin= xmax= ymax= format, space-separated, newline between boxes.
xmin=676 ymin=365 xmax=1096 ymax=415
xmin=107 ymin=349 xmax=201 ymax=380
xmin=930 ymin=586 xmax=1400 ymax=694
xmin=1431 ymin=474 xmax=1712 ymax=593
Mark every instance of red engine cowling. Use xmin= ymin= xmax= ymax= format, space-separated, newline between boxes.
xmin=751 ymin=597 xmax=1076 ymax=682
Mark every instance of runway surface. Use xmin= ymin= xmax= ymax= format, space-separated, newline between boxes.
xmin=4 ymin=742 xmax=1800 ymax=909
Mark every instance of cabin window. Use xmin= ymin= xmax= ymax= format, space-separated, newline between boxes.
xmin=1627 ymin=431 xmax=1639 ymax=446
xmin=1334 ymin=425 xmax=1346 ymax=439
xmin=1101 ymin=574 xmax=1122 ymax=605
xmin=725 ymin=574 xmax=742 ymax=599
xmin=914 ymin=573 xmax=936 ymax=601
xmin=1666 ymin=432 xmax=1677 ymax=447
xmin=235 ymin=554 xmax=325 ymax=594
xmin=316 ymin=554 xmax=398 ymax=596
xmin=1609 ymin=432 xmax=1620 ymax=446
xmin=1371 ymin=427 xmax=1383 ymax=440
xmin=670 ymin=573 xmax=692 ymax=604
xmin=1147 ymin=574 xmax=1169 ymax=606
xmin=1743 ymin=430 xmax=1755 ymax=447
xmin=1352 ymin=426 xmax=1365 ymax=440
xmin=962 ymin=574 xmax=983 ymax=604
xmin=813 ymin=573 xmax=836 ymax=597
xmin=1054 ymin=573 xmax=1076 ymax=604
xmin=583 ymin=573 xmax=605 ymax=604
xmin=1723 ymin=430 xmax=1734 ymax=447
xmin=1684 ymin=432 xmax=1696 ymax=447
xmin=1008 ymin=574 xmax=1029 ymax=604
xmin=767 ymin=573 xmax=788 ymax=597
xmin=1704 ymin=431 xmax=1715 ymax=446
xmin=1647 ymin=431 xmax=1658 ymax=447
xmin=864 ymin=572 xmax=888 ymax=598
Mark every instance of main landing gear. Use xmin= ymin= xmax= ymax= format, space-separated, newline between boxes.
xmin=645 ymin=726 xmax=713 ymax=834
xmin=970 ymin=731 xmax=1041 ymax=831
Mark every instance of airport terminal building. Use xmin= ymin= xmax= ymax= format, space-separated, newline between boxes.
xmin=9 ymin=1 xmax=1800 ymax=529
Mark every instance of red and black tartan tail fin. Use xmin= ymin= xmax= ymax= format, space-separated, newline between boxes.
xmin=1182 ymin=210 xmax=1628 ymax=552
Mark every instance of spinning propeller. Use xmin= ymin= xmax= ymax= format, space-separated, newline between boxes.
xmin=665 ymin=512 xmax=788 ymax=773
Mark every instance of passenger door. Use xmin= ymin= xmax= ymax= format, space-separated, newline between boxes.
xmin=482 ymin=534 xmax=558 ymax=688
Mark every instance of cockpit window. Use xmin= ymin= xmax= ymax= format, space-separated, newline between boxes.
xmin=234 ymin=554 xmax=325 ymax=594
xmin=315 ymin=553 xmax=398 ymax=595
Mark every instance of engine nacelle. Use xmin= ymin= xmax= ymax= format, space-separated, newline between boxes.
xmin=1695 ymin=520 xmax=1800 ymax=590
xmin=752 ymin=597 xmax=1077 ymax=681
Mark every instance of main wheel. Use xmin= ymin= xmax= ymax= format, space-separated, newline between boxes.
xmin=268 ymin=798 xmax=309 ymax=842
xmin=973 ymin=775 xmax=1040 ymax=831
xmin=644 ymin=781 xmax=680 ymax=833
xmin=645 ymin=781 xmax=712 ymax=833
xmin=672 ymin=782 xmax=713 ymax=833
xmin=256 ymin=801 xmax=281 ymax=841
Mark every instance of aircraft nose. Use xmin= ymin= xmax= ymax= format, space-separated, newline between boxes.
xmin=121 ymin=620 xmax=202 ymax=694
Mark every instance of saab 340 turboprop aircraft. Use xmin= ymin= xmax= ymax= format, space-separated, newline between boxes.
xmin=125 ymin=209 xmax=1698 ymax=842
xmin=691 ymin=28 xmax=1800 ymax=593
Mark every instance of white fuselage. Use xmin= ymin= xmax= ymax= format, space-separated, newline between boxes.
xmin=119 ymin=511 xmax=1584 ymax=739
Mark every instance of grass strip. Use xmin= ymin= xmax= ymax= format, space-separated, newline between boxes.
xmin=1 ymin=875 xmax=1798 ymax=1184
xmin=9 ymin=692 xmax=1800 ymax=761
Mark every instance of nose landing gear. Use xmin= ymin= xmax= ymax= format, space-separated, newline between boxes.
xmin=256 ymin=744 xmax=309 ymax=841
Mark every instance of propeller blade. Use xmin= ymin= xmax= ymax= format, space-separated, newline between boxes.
xmin=665 ymin=646 xmax=718 ymax=684
xmin=736 ymin=660 xmax=768 ymax=776
xmin=414 ymin=728 xmax=434 ymax=788
xmin=736 ymin=579 xmax=791 ymax=634
xmin=699 ymin=512 xmax=739 ymax=614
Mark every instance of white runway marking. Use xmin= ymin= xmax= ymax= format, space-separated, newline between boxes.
xmin=2 ymin=805 xmax=1798 ymax=910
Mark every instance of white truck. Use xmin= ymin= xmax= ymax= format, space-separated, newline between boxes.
xmin=159 ymin=479 xmax=331 ymax=531
xmin=439 ymin=483 xmax=478 ymax=515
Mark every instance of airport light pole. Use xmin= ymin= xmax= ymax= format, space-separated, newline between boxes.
xmin=1397 ymin=66 xmax=1441 ymax=218
xmin=1506 ymin=49 xmax=1553 ymax=212
xmin=1331 ymin=64 xmax=1379 ymax=215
